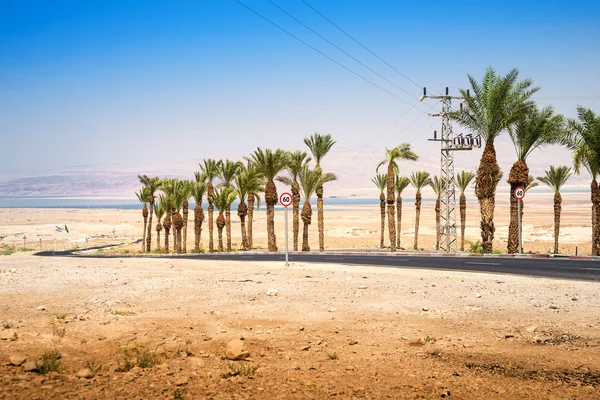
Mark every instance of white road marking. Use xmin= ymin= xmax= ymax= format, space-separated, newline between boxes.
xmin=465 ymin=261 xmax=502 ymax=266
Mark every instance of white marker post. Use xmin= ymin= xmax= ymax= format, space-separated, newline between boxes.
xmin=279 ymin=192 xmax=293 ymax=266
xmin=514 ymin=186 xmax=525 ymax=254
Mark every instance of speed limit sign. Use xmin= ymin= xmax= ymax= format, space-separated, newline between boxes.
xmin=514 ymin=186 xmax=525 ymax=200
xmin=279 ymin=192 xmax=293 ymax=207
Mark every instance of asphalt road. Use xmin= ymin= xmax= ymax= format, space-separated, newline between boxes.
xmin=35 ymin=246 xmax=600 ymax=282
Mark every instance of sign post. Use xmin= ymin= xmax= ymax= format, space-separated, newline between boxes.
xmin=279 ymin=192 xmax=293 ymax=266
xmin=514 ymin=186 xmax=525 ymax=254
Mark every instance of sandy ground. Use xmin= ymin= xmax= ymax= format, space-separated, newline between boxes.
xmin=1 ymin=253 xmax=600 ymax=399
xmin=0 ymin=191 xmax=594 ymax=255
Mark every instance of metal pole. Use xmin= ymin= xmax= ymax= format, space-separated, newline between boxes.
xmin=518 ymin=199 xmax=522 ymax=254
xmin=284 ymin=206 xmax=289 ymax=266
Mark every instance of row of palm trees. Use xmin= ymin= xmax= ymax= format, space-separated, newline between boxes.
xmin=135 ymin=134 xmax=337 ymax=253
xmin=373 ymin=68 xmax=599 ymax=255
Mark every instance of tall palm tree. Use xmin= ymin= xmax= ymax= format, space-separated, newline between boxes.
xmin=235 ymin=166 xmax=265 ymax=250
xmin=250 ymin=148 xmax=288 ymax=252
xmin=138 ymin=175 xmax=162 ymax=253
xmin=506 ymin=106 xmax=564 ymax=253
xmin=162 ymin=179 xmax=186 ymax=253
xmin=409 ymin=171 xmax=432 ymax=251
xmin=159 ymin=193 xmax=172 ymax=253
xmin=450 ymin=67 xmax=539 ymax=252
xmin=219 ymin=159 xmax=243 ymax=252
xmin=213 ymin=188 xmax=237 ymax=253
xmin=567 ymin=106 xmax=600 ymax=255
xmin=376 ymin=144 xmax=419 ymax=252
xmin=180 ymin=180 xmax=194 ymax=253
xmin=304 ymin=133 xmax=336 ymax=252
xmin=242 ymin=160 xmax=264 ymax=249
xmin=135 ymin=187 xmax=150 ymax=253
xmin=371 ymin=174 xmax=387 ymax=249
xmin=154 ymin=201 xmax=166 ymax=252
xmin=200 ymin=159 xmax=222 ymax=253
xmin=455 ymin=171 xmax=475 ymax=251
xmin=429 ymin=176 xmax=445 ymax=251
xmin=395 ymin=176 xmax=410 ymax=249
xmin=537 ymin=166 xmax=572 ymax=254
xmin=276 ymin=151 xmax=312 ymax=251
xmin=298 ymin=165 xmax=337 ymax=251
xmin=191 ymin=175 xmax=207 ymax=253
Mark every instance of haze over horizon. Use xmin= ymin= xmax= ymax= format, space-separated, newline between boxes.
xmin=1 ymin=0 xmax=599 ymax=197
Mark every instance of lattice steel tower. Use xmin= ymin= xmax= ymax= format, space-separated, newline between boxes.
xmin=420 ymin=87 xmax=480 ymax=252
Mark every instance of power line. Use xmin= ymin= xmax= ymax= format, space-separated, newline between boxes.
xmin=301 ymin=0 xmax=422 ymax=89
xmin=267 ymin=0 xmax=433 ymax=111
xmin=235 ymin=0 xmax=425 ymax=108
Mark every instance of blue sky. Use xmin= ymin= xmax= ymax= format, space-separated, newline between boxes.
xmin=1 ymin=0 xmax=599 ymax=192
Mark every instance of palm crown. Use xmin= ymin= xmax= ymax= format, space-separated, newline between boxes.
xmin=508 ymin=105 xmax=565 ymax=161
xmin=537 ymin=166 xmax=572 ymax=193
xmin=409 ymin=171 xmax=432 ymax=190
xmin=299 ymin=166 xmax=337 ymax=200
xmin=376 ymin=144 xmax=419 ymax=173
xmin=395 ymin=176 xmax=410 ymax=195
xmin=250 ymin=148 xmax=288 ymax=180
xmin=304 ymin=133 xmax=336 ymax=168
xmin=455 ymin=171 xmax=475 ymax=194
xmin=371 ymin=174 xmax=387 ymax=191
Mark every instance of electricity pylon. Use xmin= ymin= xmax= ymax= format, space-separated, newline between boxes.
xmin=420 ymin=87 xmax=481 ymax=252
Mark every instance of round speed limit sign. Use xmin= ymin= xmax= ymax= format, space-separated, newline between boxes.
xmin=279 ymin=192 xmax=293 ymax=207
xmin=513 ymin=186 xmax=525 ymax=200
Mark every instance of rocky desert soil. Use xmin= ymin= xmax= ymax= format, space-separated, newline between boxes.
xmin=1 ymin=253 xmax=600 ymax=399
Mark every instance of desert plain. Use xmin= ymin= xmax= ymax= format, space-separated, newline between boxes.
xmin=0 ymin=192 xmax=599 ymax=399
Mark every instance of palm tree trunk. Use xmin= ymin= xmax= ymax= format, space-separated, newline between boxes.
xmin=476 ymin=141 xmax=501 ymax=253
xmin=266 ymin=180 xmax=278 ymax=252
xmin=386 ymin=164 xmax=396 ymax=252
xmin=316 ymin=185 xmax=324 ymax=252
xmin=301 ymin=201 xmax=312 ymax=252
xmin=164 ymin=227 xmax=170 ymax=253
xmin=379 ymin=192 xmax=385 ymax=249
xmin=414 ymin=191 xmax=422 ymax=250
xmin=592 ymin=180 xmax=600 ymax=256
xmin=163 ymin=213 xmax=171 ymax=253
xmin=414 ymin=190 xmax=422 ymax=250
xmin=553 ymin=191 xmax=561 ymax=254
xmin=396 ymin=194 xmax=402 ymax=249
xmin=157 ymin=229 xmax=161 ymax=252
xmin=146 ymin=200 xmax=154 ymax=252
xmin=217 ymin=212 xmax=225 ymax=253
xmin=292 ymin=181 xmax=300 ymax=251
xmin=226 ymin=207 xmax=232 ymax=252
xmin=507 ymin=160 xmax=528 ymax=253
xmin=194 ymin=204 xmax=201 ymax=253
xmin=460 ymin=193 xmax=467 ymax=251
xmin=208 ymin=184 xmax=214 ymax=253
xmin=182 ymin=200 xmax=189 ymax=253
xmin=238 ymin=201 xmax=249 ymax=250
xmin=435 ymin=196 xmax=441 ymax=250
xmin=248 ymin=194 xmax=255 ymax=249
xmin=141 ymin=205 xmax=148 ymax=253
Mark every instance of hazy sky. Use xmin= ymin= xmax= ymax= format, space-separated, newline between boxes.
xmin=1 ymin=0 xmax=599 ymax=192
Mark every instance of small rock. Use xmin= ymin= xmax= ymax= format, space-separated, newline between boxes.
xmin=0 ymin=330 xmax=17 ymax=341
xmin=358 ymin=286 xmax=368 ymax=289
xmin=422 ymin=308 xmax=429 ymax=312
xmin=266 ymin=289 xmax=279 ymax=296
xmin=504 ymin=334 xmax=515 ymax=339
xmin=9 ymin=355 xmax=26 ymax=366
xmin=525 ymin=325 xmax=538 ymax=333
xmin=549 ymin=305 xmax=559 ymax=310
xmin=23 ymin=361 xmax=38 ymax=372
xmin=475 ymin=293 xmax=482 ymax=298
xmin=572 ymin=297 xmax=578 ymax=301
xmin=299 ymin=326 xmax=305 ymax=332
xmin=36 ymin=305 xmax=46 ymax=311
xmin=301 ymin=345 xmax=311 ymax=351
xmin=76 ymin=368 xmax=94 ymax=379
xmin=328 ymin=308 xmax=337 ymax=313
xmin=401 ymin=336 xmax=408 ymax=340
xmin=348 ymin=339 xmax=358 ymax=345
xmin=225 ymin=339 xmax=250 ymax=360
xmin=174 ymin=376 xmax=189 ymax=386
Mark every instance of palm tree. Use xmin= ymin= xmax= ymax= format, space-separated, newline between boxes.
xmin=277 ymin=151 xmax=312 ymax=251
xmin=219 ymin=159 xmax=243 ymax=252
xmin=376 ymin=144 xmax=419 ymax=252
xmin=409 ymin=171 xmax=432 ymax=251
xmin=200 ymin=159 xmax=222 ymax=253
xmin=213 ymin=188 xmax=237 ymax=253
xmin=537 ymin=166 xmax=572 ymax=254
xmin=450 ymin=67 xmax=539 ymax=252
xmin=298 ymin=166 xmax=337 ymax=251
xmin=162 ymin=179 xmax=186 ymax=253
xmin=395 ymin=176 xmax=410 ymax=249
xmin=138 ymin=175 xmax=162 ymax=253
xmin=455 ymin=171 xmax=475 ymax=251
xmin=180 ymin=180 xmax=194 ymax=253
xmin=191 ymin=175 xmax=207 ymax=253
xmin=250 ymin=148 xmax=288 ymax=252
xmin=135 ymin=187 xmax=150 ymax=253
xmin=429 ymin=176 xmax=445 ymax=251
xmin=304 ymin=133 xmax=336 ymax=252
xmin=506 ymin=106 xmax=564 ymax=253
xmin=235 ymin=165 xmax=265 ymax=250
xmin=567 ymin=107 xmax=600 ymax=255
xmin=159 ymin=193 xmax=172 ymax=253
xmin=371 ymin=174 xmax=387 ymax=249
xmin=154 ymin=201 xmax=166 ymax=252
